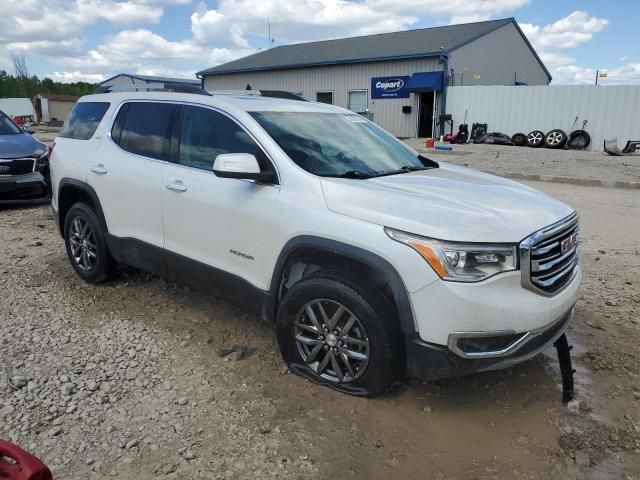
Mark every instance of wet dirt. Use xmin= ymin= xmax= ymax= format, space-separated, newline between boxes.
xmin=1 ymin=179 xmax=639 ymax=479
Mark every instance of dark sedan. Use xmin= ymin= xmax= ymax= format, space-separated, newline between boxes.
xmin=0 ymin=110 xmax=50 ymax=205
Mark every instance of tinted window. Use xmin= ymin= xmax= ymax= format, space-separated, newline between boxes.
xmin=0 ymin=111 xmax=21 ymax=135
xmin=118 ymin=102 xmax=179 ymax=161
xmin=179 ymin=106 xmax=260 ymax=170
xmin=59 ymin=102 xmax=110 ymax=140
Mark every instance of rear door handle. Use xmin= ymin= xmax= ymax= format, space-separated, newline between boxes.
xmin=90 ymin=164 xmax=107 ymax=175
xmin=165 ymin=180 xmax=187 ymax=192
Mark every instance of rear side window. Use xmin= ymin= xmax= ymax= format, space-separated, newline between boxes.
xmin=59 ymin=102 xmax=110 ymax=140
xmin=116 ymin=102 xmax=179 ymax=161
xmin=178 ymin=105 xmax=260 ymax=171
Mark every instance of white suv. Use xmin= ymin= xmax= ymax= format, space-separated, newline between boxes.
xmin=50 ymin=85 xmax=581 ymax=396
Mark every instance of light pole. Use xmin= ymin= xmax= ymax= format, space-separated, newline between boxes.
xmin=460 ymin=68 xmax=468 ymax=86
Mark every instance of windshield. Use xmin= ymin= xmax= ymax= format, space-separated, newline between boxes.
xmin=0 ymin=112 xmax=22 ymax=135
xmin=251 ymin=112 xmax=432 ymax=178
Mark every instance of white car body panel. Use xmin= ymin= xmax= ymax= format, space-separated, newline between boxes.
xmin=88 ymin=128 xmax=165 ymax=248
xmin=321 ymin=163 xmax=574 ymax=243
xmin=411 ymin=269 xmax=581 ymax=345
xmin=50 ymin=91 xmax=581 ymax=364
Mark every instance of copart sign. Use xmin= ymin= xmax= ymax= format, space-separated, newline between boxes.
xmin=371 ymin=76 xmax=410 ymax=99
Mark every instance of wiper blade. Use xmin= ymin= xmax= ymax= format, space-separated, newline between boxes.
xmin=372 ymin=165 xmax=428 ymax=178
xmin=328 ymin=170 xmax=372 ymax=179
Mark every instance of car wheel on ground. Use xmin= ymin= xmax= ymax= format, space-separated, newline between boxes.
xmin=276 ymin=273 xmax=400 ymax=396
xmin=511 ymin=133 xmax=527 ymax=146
xmin=64 ymin=203 xmax=115 ymax=283
xmin=526 ymin=130 xmax=545 ymax=147
xmin=544 ymin=129 xmax=568 ymax=149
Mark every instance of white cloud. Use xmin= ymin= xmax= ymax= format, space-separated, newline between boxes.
xmin=552 ymin=63 xmax=640 ymax=85
xmin=1 ymin=0 xmax=187 ymax=45
xmin=519 ymin=11 xmax=619 ymax=84
xmin=46 ymin=71 xmax=107 ymax=83
xmin=369 ymin=0 xmax=530 ymax=24
xmin=539 ymin=52 xmax=575 ymax=69
xmin=6 ymin=39 xmax=84 ymax=57
xmin=520 ymin=11 xmax=608 ymax=50
xmin=58 ymin=29 xmax=203 ymax=70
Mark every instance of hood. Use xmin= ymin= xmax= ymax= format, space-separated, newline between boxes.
xmin=321 ymin=163 xmax=574 ymax=243
xmin=0 ymin=133 xmax=46 ymax=159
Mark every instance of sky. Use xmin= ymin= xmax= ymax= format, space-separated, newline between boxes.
xmin=1 ymin=0 xmax=639 ymax=85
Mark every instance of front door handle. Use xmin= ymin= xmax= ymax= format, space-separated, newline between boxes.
xmin=165 ymin=180 xmax=187 ymax=192
xmin=90 ymin=164 xmax=107 ymax=175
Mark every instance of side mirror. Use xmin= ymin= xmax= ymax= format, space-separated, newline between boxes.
xmin=213 ymin=153 xmax=275 ymax=183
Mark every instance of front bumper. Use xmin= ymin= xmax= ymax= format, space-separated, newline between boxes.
xmin=409 ymin=267 xmax=581 ymax=346
xmin=406 ymin=307 xmax=574 ymax=380
xmin=0 ymin=171 xmax=50 ymax=205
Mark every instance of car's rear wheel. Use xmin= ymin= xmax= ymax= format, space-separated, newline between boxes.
xmin=64 ymin=203 xmax=115 ymax=283
xmin=276 ymin=273 xmax=400 ymax=396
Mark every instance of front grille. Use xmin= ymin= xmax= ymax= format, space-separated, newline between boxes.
xmin=0 ymin=158 xmax=35 ymax=176
xmin=521 ymin=212 xmax=579 ymax=295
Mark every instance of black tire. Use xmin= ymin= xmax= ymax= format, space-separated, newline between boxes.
xmin=511 ymin=133 xmax=527 ymax=146
xmin=64 ymin=203 xmax=115 ymax=283
xmin=567 ymin=130 xmax=591 ymax=150
xmin=526 ymin=130 xmax=545 ymax=147
xmin=544 ymin=129 xmax=568 ymax=149
xmin=276 ymin=273 xmax=401 ymax=396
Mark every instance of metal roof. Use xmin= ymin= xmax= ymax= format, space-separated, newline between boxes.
xmin=198 ymin=18 xmax=518 ymax=76
xmin=100 ymin=73 xmax=200 ymax=86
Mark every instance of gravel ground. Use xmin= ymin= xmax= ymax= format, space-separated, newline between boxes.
xmin=404 ymin=139 xmax=640 ymax=188
xmin=1 ymin=136 xmax=639 ymax=479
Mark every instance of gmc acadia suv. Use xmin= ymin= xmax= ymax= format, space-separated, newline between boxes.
xmin=50 ymin=86 xmax=581 ymax=396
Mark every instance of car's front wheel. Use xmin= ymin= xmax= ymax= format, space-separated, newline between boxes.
xmin=64 ymin=203 xmax=115 ymax=283
xmin=276 ymin=273 xmax=400 ymax=396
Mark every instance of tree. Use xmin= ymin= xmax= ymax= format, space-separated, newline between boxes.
xmin=11 ymin=53 xmax=39 ymax=112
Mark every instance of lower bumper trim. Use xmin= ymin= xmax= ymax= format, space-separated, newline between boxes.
xmin=406 ymin=308 xmax=574 ymax=380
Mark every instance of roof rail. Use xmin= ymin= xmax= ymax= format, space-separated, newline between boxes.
xmin=94 ymin=82 xmax=211 ymax=96
xmin=209 ymin=90 xmax=307 ymax=101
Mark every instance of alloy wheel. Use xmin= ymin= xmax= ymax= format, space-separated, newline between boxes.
xmin=69 ymin=216 xmax=98 ymax=271
xmin=546 ymin=131 xmax=564 ymax=145
xmin=528 ymin=131 xmax=543 ymax=144
xmin=294 ymin=299 xmax=370 ymax=383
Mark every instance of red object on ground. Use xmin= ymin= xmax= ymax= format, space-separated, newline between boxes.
xmin=425 ymin=138 xmax=435 ymax=148
xmin=0 ymin=440 xmax=52 ymax=480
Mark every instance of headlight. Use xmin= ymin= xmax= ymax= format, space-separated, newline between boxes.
xmin=33 ymin=150 xmax=48 ymax=168
xmin=385 ymin=227 xmax=517 ymax=282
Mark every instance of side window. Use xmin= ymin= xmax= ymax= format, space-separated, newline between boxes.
xmin=178 ymin=105 xmax=262 ymax=171
xmin=316 ymin=91 xmax=333 ymax=104
xmin=117 ymin=102 xmax=179 ymax=161
xmin=59 ymin=102 xmax=110 ymax=140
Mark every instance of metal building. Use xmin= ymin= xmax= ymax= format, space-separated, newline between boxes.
xmin=197 ymin=18 xmax=550 ymax=138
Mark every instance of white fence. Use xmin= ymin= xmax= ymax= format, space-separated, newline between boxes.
xmin=446 ymin=85 xmax=640 ymax=151
xmin=0 ymin=98 xmax=35 ymax=118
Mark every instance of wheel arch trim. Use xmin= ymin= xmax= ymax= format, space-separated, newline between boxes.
xmin=57 ymin=178 xmax=108 ymax=237
xmin=269 ymin=236 xmax=416 ymax=334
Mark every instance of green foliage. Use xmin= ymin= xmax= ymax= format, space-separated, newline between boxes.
xmin=0 ymin=70 xmax=97 ymax=98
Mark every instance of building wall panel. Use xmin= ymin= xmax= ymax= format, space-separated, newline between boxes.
xmin=204 ymin=58 xmax=443 ymax=137
xmin=449 ymin=23 xmax=549 ymax=86
xmin=446 ymin=85 xmax=640 ymax=151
